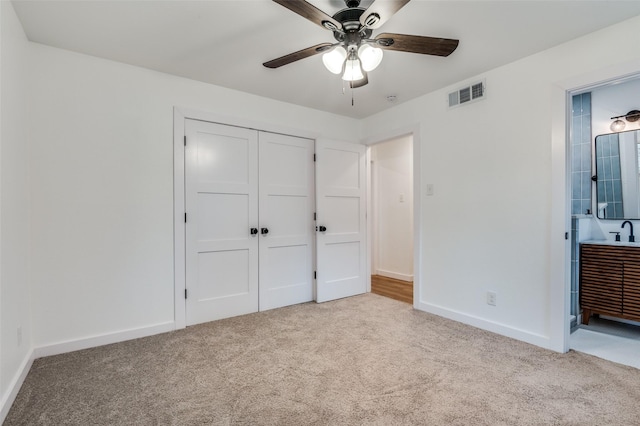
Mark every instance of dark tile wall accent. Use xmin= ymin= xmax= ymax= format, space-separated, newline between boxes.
xmin=571 ymin=93 xmax=592 ymax=215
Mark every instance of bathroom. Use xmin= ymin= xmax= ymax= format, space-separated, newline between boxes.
xmin=569 ymin=74 xmax=640 ymax=367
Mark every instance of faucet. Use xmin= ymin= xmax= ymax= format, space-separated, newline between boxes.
xmin=622 ymin=221 xmax=635 ymax=242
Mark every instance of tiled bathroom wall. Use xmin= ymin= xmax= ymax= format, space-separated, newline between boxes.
xmin=571 ymin=93 xmax=592 ymax=215
xmin=595 ymin=133 xmax=624 ymax=218
xmin=570 ymin=92 xmax=592 ymax=324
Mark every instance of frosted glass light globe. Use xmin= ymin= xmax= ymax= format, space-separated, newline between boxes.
xmin=358 ymin=44 xmax=383 ymax=72
xmin=342 ymin=58 xmax=364 ymax=81
xmin=610 ymin=119 xmax=626 ymax=132
xmin=322 ymin=47 xmax=347 ymax=75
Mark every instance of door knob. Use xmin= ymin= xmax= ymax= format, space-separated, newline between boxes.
xmin=319 ymin=225 xmax=327 ymax=232
xmin=261 ymin=228 xmax=269 ymax=235
xmin=250 ymin=228 xmax=258 ymax=235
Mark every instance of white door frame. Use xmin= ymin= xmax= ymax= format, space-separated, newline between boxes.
xmin=173 ymin=107 xmax=323 ymax=329
xmin=553 ymin=60 xmax=640 ymax=352
xmin=363 ymin=124 xmax=422 ymax=309
xmin=560 ymin=70 xmax=640 ymax=352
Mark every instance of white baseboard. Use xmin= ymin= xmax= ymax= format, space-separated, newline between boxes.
xmin=417 ymin=301 xmax=554 ymax=351
xmin=34 ymin=321 xmax=175 ymax=359
xmin=1 ymin=321 xmax=176 ymax=423
xmin=375 ymin=269 xmax=413 ymax=282
xmin=0 ymin=349 xmax=34 ymax=424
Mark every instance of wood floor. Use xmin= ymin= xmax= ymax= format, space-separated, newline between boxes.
xmin=371 ymin=275 xmax=413 ymax=304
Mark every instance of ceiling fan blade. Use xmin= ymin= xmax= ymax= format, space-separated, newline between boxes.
xmin=263 ymin=43 xmax=333 ymax=69
xmin=375 ymin=33 xmax=459 ymax=57
xmin=359 ymin=0 xmax=411 ymax=29
xmin=273 ymin=0 xmax=342 ymax=31
xmin=350 ymin=73 xmax=369 ymax=89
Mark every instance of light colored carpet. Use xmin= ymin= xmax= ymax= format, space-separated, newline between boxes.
xmin=5 ymin=293 xmax=640 ymax=425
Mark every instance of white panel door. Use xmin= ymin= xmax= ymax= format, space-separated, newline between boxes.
xmin=315 ymin=139 xmax=367 ymax=302
xmin=185 ymin=119 xmax=259 ymax=325
xmin=258 ymin=132 xmax=315 ymax=310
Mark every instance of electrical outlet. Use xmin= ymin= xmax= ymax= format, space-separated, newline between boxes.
xmin=17 ymin=326 xmax=22 ymax=346
xmin=426 ymin=184 xmax=435 ymax=196
xmin=486 ymin=291 xmax=497 ymax=306
xmin=399 ymin=193 xmax=405 ymax=203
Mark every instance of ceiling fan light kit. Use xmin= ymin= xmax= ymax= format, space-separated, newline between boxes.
xmin=264 ymin=0 xmax=459 ymax=90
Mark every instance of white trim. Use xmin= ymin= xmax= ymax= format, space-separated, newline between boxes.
xmin=548 ymin=84 xmax=570 ymax=353
xmin=375 ymin=269 xmax=413 ymax=282
xmin=364 ymin=146 xmax=378 ymax=293
xmin=174 ymin=107 xmax=321 ymax=141
xmin=33 ymin=321 xmax=175 ymax=359
xmin=174 ymin=108 xmax=187 ymax=330
xmin=362 ymin=123 xmax=422 ymax=310
xmin=418 ymin=301 xmax=553 ymax=349
xmin=0 ymin=350 xmax=34 ymax=424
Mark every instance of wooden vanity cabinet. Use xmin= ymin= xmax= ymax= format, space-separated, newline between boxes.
xmin=580 ymin=243 xmax=640 ymax=325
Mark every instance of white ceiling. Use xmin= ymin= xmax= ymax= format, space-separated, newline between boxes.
xmin=12 ymin=0 xmax=640 ymax=119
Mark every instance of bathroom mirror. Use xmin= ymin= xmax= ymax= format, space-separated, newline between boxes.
xmin=595 ymin=129 xmax=640 ymax=219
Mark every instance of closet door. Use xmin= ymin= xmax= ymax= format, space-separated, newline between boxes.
xmin=185 ymin=119 xmax=259 ymax=325
xmin=315 ymin=139 xmax=367 ymax=302
xmin=258 ymin=132 xmax=315 ymax=310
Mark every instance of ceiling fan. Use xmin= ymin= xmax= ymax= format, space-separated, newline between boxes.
xmin=263 ymin=0 xmax=459 ymax=88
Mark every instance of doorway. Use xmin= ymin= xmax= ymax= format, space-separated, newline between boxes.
xmin=567 ymin=73 xmax=640 ymax=369
xmin=369 ymin=135 xmax=414 ymax=304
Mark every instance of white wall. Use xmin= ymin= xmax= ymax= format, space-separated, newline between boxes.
xmin=27 ymin=41 xmax=361 ymax=350
xmin=591 ymin=78 xmax=640 ymax=137
xmin=0 ymin=0 xmax=32 ymax=416
xmin=361 ymin=15 xmax=640 ymax=351
xmin=372 ymin=136 xmax=413 ymax=281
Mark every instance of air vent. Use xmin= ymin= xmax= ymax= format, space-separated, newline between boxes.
xmin=459 ymin=87 xmax=471 ymax=103
xmin=448 ymin=91 xmax=459 ymax=107
xmin=448 ymin=80 xmax=486 ymax=108
xmin=471 ymin=82 xmax=484 ymax=99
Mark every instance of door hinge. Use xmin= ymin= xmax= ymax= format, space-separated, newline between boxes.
xmin=185 ymin=213 xmax=187 ymax=223
xmin=565 ymin=232 xmax=569 ymax=240
xmin=313 ymin=154 xmax=316 ymax=162
xmin=314 ymin=212 xmax=316 ymax=221
xmin=314 ymin=271 xmax=317 ymax=280
xmin=184 ymin=136 xmax=186 ymax=146
xmin=185 ymin=289 xmax=188 ymax=299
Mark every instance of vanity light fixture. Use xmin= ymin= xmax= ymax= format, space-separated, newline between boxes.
xmin=610 ymin=110 xmax=640 ymax=132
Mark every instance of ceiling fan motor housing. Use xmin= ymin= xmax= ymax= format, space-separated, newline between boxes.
xmin=334 ymin=7 xmax=365 ymax=31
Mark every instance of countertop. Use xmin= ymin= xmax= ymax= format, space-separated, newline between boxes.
xmin=581 ymin=239 xmax=640 ymax=247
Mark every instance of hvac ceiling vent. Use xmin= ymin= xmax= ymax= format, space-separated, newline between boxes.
xmin=448 ymin=80 xmax=485 ymax=108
